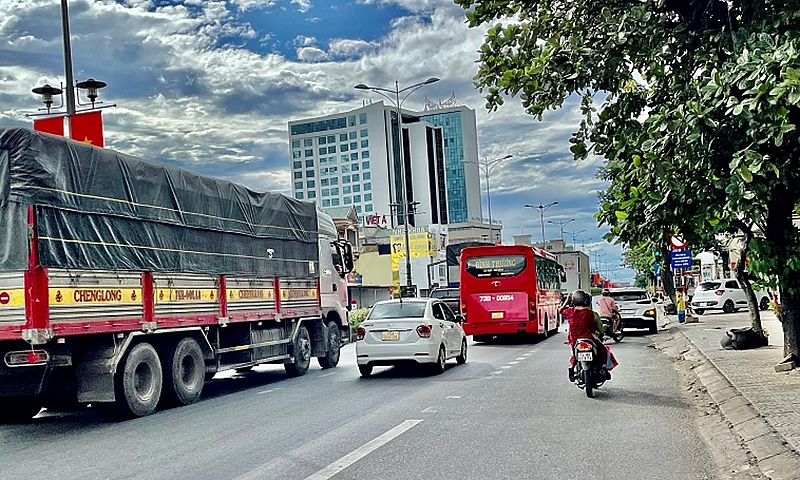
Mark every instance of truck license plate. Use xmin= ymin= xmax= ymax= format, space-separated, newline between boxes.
xmin=577 ymin=352 xmax=593 ymax=362
xmin=491 ymin=311 xmax=504 ymax=319
xmin=381 ymin=331 xmax=400 ymax=341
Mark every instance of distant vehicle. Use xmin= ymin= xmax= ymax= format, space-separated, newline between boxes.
xmin=690 ymin=278 xmax=770 ymax=314
xmin=429 ymin=287 xmax=460 ymax=313
xmin=355 ymin=298 xmax=467 ymax=377
xmin=459 ymin=244 xmax=563 ymax=342
xmin=593 ymin=288 xmax=658 ymax=334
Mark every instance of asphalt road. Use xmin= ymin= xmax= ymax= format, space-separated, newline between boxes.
xmin=0 ymin=326 xmax=715 ymax=480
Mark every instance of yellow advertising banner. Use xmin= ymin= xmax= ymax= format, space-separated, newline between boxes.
xmin=228 ymin=288 xmax=275 ymax=302
xmin=0 ymin=289 xmax=25 ymax=308
xmin=156 ymin=288 xmax=216 ymax=303
xmin=51 ymin=288 xmax=143 ymax=305
xmin=280 ymin=288 xmax=318 ymax=300
xmin=390 ymin=232 xmax=436 ymax=261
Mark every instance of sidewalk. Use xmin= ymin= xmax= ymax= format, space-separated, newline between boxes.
xmin=663 ymin=308 xmax=800 ymax=479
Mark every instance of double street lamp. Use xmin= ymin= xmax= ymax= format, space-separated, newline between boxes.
xmin=524 ymin=202 xmax=558 ymax=245
xmin=547 ymin=218 xmax=575 ymax=242
xmin=354 ymin=77 xmax=439 ymax=295
xmin=475 ymin=154 xmax=512 ymax=243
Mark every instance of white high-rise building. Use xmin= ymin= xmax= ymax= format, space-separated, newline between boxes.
xmin=288 ymin=101 xmax=482 ymax=231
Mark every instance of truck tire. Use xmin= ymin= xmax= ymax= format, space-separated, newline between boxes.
xmin=162 ymin=337 xmax=205 ymax=407
xmin=318 ymin=321 xmax=341 ymax=369
xmin=285 ymin=324 xmax=311 ymax=377
xmin=114 ymin=342 xmax=163 ymax=418
xmin=0 ymin=397 xmax=42 ymax=423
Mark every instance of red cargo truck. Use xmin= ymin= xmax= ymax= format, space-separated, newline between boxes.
xmin=0 ymin=128 xmax=353 ymax=421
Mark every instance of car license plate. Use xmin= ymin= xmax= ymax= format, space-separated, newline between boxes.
xmin=381 ymin=331 xmax=400 ymax=341
xmin=576 ymin=352 xmax=593 ymax=362
xmin=491 ymin=311 xmax=504 ymax=319
xmin=620 ymin=309 xmax=635 ymax=315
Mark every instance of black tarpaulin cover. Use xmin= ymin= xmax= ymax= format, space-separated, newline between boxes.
xmin=0 ymin=127 xmax=319 ymax=277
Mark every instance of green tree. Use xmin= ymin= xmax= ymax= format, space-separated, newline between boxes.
xmin=457 ymin=0 xmax=800 ymax=361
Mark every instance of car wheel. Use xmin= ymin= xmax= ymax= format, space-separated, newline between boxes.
xmin=430 ymin=345 xmax=446 ymax=375
xmin=760 ymin=297 xmax=770 ymax=311
xmin=694 ymin=309 xmax=704 ymax=315
xmin=648 ymin=321 xmax=658 ymax=334
xmin=456 ymin=338 xmax=468 ymax=365
xmin=358 ymin=365 xmax=373 ymax=377
xmin=723 ymin=300 xmax=735 ymax=314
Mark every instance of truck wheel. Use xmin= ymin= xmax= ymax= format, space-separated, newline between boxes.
xmin=285 ymin=324 xmax=311 ymax=377
xmin=115 ymin=342 xmax=163 ymax=418
xmin=0 ymin=397 xmax=42 ymax=423
xmin=162 ymin=337 xmax=205 ymax=407
xmin=318 ymin=321 xmax=341 ymax=369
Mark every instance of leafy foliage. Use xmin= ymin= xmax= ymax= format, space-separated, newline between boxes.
xmin=457 ymin=0 xmax=800 ymax=357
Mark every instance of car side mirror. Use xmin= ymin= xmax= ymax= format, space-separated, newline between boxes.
xmin=455 ymin=314 xmax=465 ymax=324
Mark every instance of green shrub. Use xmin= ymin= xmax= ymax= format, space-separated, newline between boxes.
xmin=348 ymin=307 xmax=370 ymax=330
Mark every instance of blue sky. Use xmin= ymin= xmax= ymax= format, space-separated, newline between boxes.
xmin=0 ymin=0 xmax=634 ymax=283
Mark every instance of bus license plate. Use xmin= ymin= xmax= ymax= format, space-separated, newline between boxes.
xmin=381 ymin=331 xmax=400 ymax=341
xmin=577 ymin=352 xmax=593 ymax=362
xmin=491 ymin=311 xmax=504 ymax=319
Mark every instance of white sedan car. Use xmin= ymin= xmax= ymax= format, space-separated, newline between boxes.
xmin=355 ymin=298 xmax=467 ymax=377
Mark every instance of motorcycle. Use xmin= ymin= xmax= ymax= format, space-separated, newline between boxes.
xmin=600 ymin=315 xmax=624 ymax=343
xmin=570 ymin=338 xmax=610 ymax=398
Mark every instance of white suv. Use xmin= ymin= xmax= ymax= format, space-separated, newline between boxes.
xmin=593 ymin=288 xmax=658 ymax=334
xmin=690 ymin=278 xmax=770 ymax=314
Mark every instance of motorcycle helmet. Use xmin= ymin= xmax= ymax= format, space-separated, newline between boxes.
xmin=571 ymin=290 xmax=591 ymax=307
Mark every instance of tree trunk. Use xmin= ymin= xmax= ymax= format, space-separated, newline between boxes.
xmin=779 ymin=294 xmax=800 ymax=361
xmin=731 ymin=221 xmax=763 ymax=337
xmin=762 ymin=194 xmax=800 ymax=362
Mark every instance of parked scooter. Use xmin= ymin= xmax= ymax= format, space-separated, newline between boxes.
xmin=570 ymin=338 xmax=610 ymax=398
xmin=600 ymin=316 xmax=624 ymax=343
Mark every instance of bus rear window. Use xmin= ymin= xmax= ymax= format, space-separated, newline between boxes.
xmin=465 ymin=255 xmax=526 ymax=278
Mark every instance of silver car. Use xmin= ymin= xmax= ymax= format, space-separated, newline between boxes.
xmin=355 ymin=298 xmax=467 ymax=377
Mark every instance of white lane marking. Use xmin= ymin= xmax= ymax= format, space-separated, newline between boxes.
xmin=303 ymin=420 xmax=423 ymax=480
xmin=256 ymin=387 xmax=283 ymax=395
xmin=500 ymin=365 xmax=512 ymax=369
xmin=515 ymin=357 xmax=526 ymax=361
xmin=421 ymin=406 xmax=439 ymax=413
xmin=446 ymin=395 xmax=461 ymax=399
xmin=491 ymin=370 xmax=504 ymax=375
xmin=507 ymin=361 xmax=519 ymax=365
xmin=318 ymin=372 xmax=336 ymax=378
xmin=522 ymin=353 xmax=531 ymax=357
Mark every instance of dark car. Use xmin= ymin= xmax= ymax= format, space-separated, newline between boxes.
xmin=430 ymin=287 xmax=461 ymax=314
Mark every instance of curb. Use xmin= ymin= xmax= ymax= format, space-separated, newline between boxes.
xmin=671 ymin=320 xmax=800 ymax=480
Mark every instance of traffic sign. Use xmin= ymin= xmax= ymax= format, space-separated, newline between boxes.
xmin=670 ymin=250 xmax=692 ymax=269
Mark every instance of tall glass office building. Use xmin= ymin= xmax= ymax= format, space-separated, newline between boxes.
xmin=288 ymin=102 xmax=481 ymax=230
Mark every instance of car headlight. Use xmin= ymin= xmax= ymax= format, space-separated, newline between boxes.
xmin=644 ymin=309 xmax=656 ymax=317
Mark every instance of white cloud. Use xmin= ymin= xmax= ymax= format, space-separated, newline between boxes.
xmin=291 ymin=0 xmax=313 ymax=13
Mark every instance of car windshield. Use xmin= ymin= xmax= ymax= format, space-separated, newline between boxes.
xmin=699 ymin=282 xmax=721 ymax=291
xmin=610 ymin=291 xmax=649 ymax=301
xmin=368 ymin=302 xmax=427 ymax=319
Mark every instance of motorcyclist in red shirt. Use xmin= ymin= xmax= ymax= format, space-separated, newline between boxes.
xmin=566 ymin=290 xmax=608 ymax=380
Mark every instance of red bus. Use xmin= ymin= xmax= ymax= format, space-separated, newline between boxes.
xmin=459 ymin=244 xmax=564 ymax=341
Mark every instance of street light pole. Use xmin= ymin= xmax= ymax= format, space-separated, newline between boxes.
xmin=564 ymin=229 xmax=586 ymax=249
xmin=547 ymin=218 xmax=575 ymax=242
xmin=473 ymin=154 xmax=512 ymax=243
xmin=524 ymin=202 xmax=558 ymax=245
xmin=355 ymin=77 xmax=439 ymax=295
xmin=60 ymin=0 xmax=76 ymax=116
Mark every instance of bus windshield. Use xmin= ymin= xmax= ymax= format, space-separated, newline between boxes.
xmin=464 ymin=255 xmax=526 ymax=278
